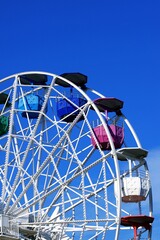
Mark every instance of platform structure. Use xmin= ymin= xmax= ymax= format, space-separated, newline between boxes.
xmin=0 ymin=215 xmax=19 ymax=240
xmin=121 ymin=215 xmax=154 ymax=240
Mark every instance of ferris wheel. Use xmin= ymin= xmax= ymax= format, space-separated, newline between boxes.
xmin=0 ymin=71 xmax=154 ymax=240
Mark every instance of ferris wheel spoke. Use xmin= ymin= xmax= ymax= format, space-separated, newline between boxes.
xmin=47 ymin=185 xmax=116 ymax=224
xmin=35 ymin=149 xmax=97 ymax=220
xmin=6 ymin=109 xmax=89 ymax=214
xmin=0 ymin=169 xmax=23 ymax=209
xmin=39 ymin=139 xmax=71 ymax=202
xmin=14 ymin=158 xmax=115 ymax=221
xmin=2 ymin=79 xmax=18 ymax=202
xmin=4 ymin=88 xmax=54 ymax=213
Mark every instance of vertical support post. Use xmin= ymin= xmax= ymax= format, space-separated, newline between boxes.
xmin=133 ymin=225 xmax=138 ymax=240
xmin=105 ymin=110 xmax=108 ymax=121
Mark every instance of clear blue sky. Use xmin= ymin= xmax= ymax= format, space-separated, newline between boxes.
xmin=0 ymin=0 xmax=160 ymax=239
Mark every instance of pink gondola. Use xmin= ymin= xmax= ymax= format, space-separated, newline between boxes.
xmin=91 ymin=97 xmax=124 ymax=150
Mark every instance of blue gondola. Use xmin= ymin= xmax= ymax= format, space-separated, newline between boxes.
xmin=56 ymin=73 xmax=88 ymax=123
xmin=57 ymin=96 xmax=87 ymax=122
xmin=18 ymin=74 xmax=48 ymax=119
xmin=18 ymin=93 xmax=45 ymax=119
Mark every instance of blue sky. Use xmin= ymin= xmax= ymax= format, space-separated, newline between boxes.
xmin=0 ymin=0 xmax=160 ymax=239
